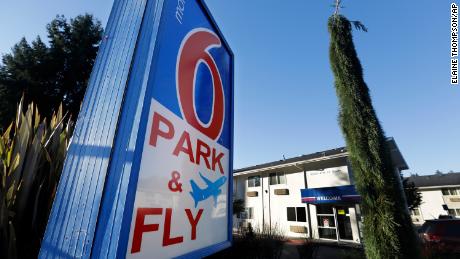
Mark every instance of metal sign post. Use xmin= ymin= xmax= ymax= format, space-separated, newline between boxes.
xmin=40 ymin=0 xmax=233 ymax=258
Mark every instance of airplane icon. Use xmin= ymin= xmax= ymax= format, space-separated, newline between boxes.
xmin=189 ymin=173 xmax=227 ymax=208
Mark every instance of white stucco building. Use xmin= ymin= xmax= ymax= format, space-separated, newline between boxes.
xmin=407 ymin=172 xmax=460 ymax=225
xmin=233 ymin=138 xmax=408 ymax=243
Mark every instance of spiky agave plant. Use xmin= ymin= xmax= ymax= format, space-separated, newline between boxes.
xmin=0 ymin=98 xmax=73 ymax=259
xmin=328 ymin=14 xmax=420 ymax=258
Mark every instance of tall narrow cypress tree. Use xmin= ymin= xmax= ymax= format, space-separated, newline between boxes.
xmin=328 ymin=14 xmax=420 ymax=258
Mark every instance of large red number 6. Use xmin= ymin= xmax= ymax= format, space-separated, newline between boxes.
xmin=176 ymin=28 xmax=224 ymax=140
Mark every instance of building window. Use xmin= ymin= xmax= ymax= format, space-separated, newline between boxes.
xmin=287 ymin=207 xmax=296 ymax=221
xmin=448 ymin=208 xmax=460 ymax=216
xmin=269 ymin=172 xmax=286 ymax=185
xmin=410 ymin=208 xmax=420 ymax=216
xmin=442 ymin=188 xmax=460 ymax=196
xmin=316 ymin=204 xmax=334 ymax=215
xmin=297 ymin=207 xmax=307 ymax=222
xmin=247 ymin=175 xmax=261 ymax=187
xmin=287 ymin=207 xmax=307 ymax=222
xmin=239 ymin=207 xmax=254 ymax=219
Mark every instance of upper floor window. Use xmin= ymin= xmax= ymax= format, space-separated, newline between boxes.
xmin=269 ymin=172 xmax=286 ymax=185
xmin=238 ymin=207 xmax=254 ymax=219
xmin=442 ymin=188 xmax=460 ymax=196
xmin=410 ymin=208 xmax=421 ymax=216
xmin=247 ymin=175 xmax=261 ymax=187
xmin=448 ymin=208 xmax=460 ymax=217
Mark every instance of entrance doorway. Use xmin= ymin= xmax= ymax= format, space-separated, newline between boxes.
xmin=335 ymin=206 xmax=353 ymax=240
xmin=316 ymin=205 xmax=353 ymax=241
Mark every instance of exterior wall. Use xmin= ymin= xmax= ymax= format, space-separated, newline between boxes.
xmin=418 ymin=189 xmax=447 ymax=220
xmin=245 ymin=174 xmax=264 ymax=229
xmin=410 ymin=207 xmax=424 ymax=224
xmin=233 ymin=174 xmax=263 ymax=230
xmin=349 ymin=206 xmax=361 ymax=243
xmin=306 ymin=165 xmax=361 ymax=243
xmin=234 ymin=165 xmax=363 ymax=241
xmin=232 ymin=141 xmax=409 ymax=243
xmin=268 ymin=171 xmax=308 ymax=238
xmin=307 ymin=166 xmax=349 ymax=240
xmin=413 ymin=186 xmax=460 ymax=224
xmin=234 ymin=163 xmax=408 ymax=244
xmin=233 ymin=171 xmax=308 ymax=238
xmin=309 ymin=204 xmax=319 ymax=239
xmin=443 ymin=190 xmax=460 ymax=214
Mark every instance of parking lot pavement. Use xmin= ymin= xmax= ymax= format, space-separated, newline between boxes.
xmin=313 ymin=245 xmax=353 ymax=259
xmin=283 ymin=239 xmax=364 ymax=259
xmin=281 ymin=242 xmax=300 ymax=259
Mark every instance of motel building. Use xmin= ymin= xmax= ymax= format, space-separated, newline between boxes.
xmin=232 ymin=138 xmax=408 ymax=244
xmin=407 ymin=172 xmax=460 ymax=225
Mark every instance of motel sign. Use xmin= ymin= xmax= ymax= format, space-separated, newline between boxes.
xmin=40 ymin=0 xmax=233 ymax=258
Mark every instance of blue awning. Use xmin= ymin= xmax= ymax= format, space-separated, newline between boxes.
xmin=301 ymin=185 xmax=361 ymax=204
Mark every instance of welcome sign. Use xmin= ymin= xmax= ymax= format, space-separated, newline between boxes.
xmin=301 ymin=185 xmax=361 ymax=204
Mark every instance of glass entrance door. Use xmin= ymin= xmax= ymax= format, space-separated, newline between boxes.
xmin=316 ymin=205 xmax=354 ymax=241
xmin=335 ymin=206 xmax=353 ymax=240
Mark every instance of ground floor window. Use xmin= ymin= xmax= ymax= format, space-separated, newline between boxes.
xmin=448 ymin=208 xmax=460 ymax=217
xmin=410 ymin=208 xmax=421 ymax=216
xmin=238 ymin=207 xmax=254 ymax=219
xmin=287 ymin=207 xmax=307 ymax=222
xmin=318 ymin=228 xmax=337 ymax=240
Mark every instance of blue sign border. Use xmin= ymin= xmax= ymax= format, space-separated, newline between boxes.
xmin=40 ymin=0 xmax=154 ymax=257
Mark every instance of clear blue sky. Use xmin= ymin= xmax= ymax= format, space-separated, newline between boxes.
xmin=0 ymin=0 xmax=458 ymax=175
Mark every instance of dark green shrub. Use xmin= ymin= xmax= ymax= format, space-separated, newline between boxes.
xmin=328 ymin=14 xmax=420 ymax=258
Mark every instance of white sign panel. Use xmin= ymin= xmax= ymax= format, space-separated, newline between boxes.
xmin=306 ymin=166 xmax=350 ymax=189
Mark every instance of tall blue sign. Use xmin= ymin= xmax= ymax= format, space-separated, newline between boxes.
xmin=40 ymin=0 xmax=233 ymax=258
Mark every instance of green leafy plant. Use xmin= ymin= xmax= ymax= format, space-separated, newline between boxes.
xmin=0 ymin=98 xmax=73 ymax=259
xmin=328 ymin=14 xmax=420 ymax=258
xmin=403 ymin=174 xmax=422 ymax=210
